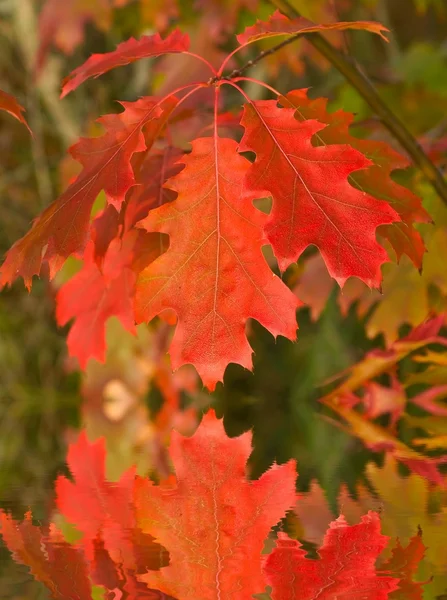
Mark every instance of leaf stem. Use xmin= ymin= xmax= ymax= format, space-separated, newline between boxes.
xmin=267 ymin=0 xmax=447 ymax=206
xmin=233 ymin=76 xmax=281 ymax=97
xmin=217 ymin=33 xmax=303 ymax=78
xmin=184 ymin=51 xmax=217 ymax=75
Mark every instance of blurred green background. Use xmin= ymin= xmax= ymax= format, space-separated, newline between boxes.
xmin=0 ymin=0 xmax=446 ymax=597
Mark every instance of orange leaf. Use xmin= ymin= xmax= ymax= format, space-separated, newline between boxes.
xmin=282 ymin=89 xmax=430 ymax=268
xmin=240 ymin=99 xmax=399 ymax=286
xmin=135 ymin=410 xmax=297 ymax=598
xmin=264 ymin=513 xmax=398 ymax=600
xmin=0 ymin=89 xmax=31 ymax=133
xmin=135 ymin=137 xmax=299 ymax=390
xmin=61 ymin=30 xmax=189 ymax=97
xmin=237 ymin=10 xmax=389 ymax=45
xmin=1 ymin=96 xmax=176 ymax=289
xmin=0 ymin=511 xmax=92 ymax=600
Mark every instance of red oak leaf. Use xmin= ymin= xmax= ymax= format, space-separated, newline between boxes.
xmin=91 ymin=204 xmax=120 ymax=266
xmin=124 ymin=148 xmax=184 ymax=234
xmin=56 ymin=431 xmax=167 ymax=574
xmin=0 ymin=511 xmax=171 ymax=600
xmin=134 ymin=410 xmax=297 ymax=599
xmin=282 ymin=90 xmax=430 ymax=267
xmin=56 ymin=235 xmax=137 ymax=368
xmin=55 ymin=149 xmax=179 ymax=367
xmin=61 ymin=30 xmax=190 ymax=98
xmin=237 ymin=10 xmax=389 ymax=45
xmin=0 ymin=89 xmax=31 ymax=132
xmin=264 ymin=513 xmax=399 ymax=600
xmin=0 ymin=96 xmax=176 ymax=289
xmin=380 ymin=529 xmax=427 ymax=600
xmin=0 ymin=511 xmax=92 ymax=600
xmin=240 ymin=99 xmax=400 ymax=286
xmin=135 ymin=136 xmax=299 ymax=390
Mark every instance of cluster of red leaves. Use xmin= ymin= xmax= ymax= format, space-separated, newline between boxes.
xmin=0 ymin=12 xmax=426 ymax=389
xmin=0 ymin=411 xmax=427 ymax=599
xmin=321 ymin=316 xmax=447 ymax=484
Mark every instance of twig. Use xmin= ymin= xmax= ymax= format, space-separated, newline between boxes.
xmin=267 ymin=0 xmax=447 ymax=207
xmin=222 ymin=32 xmax=307 ymax=81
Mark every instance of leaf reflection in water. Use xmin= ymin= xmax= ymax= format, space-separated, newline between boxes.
xmin=0 ymin=412 xmax=428 ymax=599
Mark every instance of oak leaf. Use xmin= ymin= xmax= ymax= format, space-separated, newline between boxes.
xmin=0 ymin=96 xmax=176 ymax=289
xmin=61 ymin=30 xmax=189 ymax=97
xmin=237 ymin=9 xmax=389 ymax=45
xmin=264 ymin=513 xmax=398 ymax=600
xmin=55 ymin=149 xmax=179 ymax=367
xmin=135 ymin=137 xmax=299 ymax=390
xmin=134 ymin=410 xmax=297 ymax=599
xmin=282 ymin=89 xmax=430 ymax=268
xmin=56 ymin=431 xmax=168 ymax=574
xmin=240 ymin=99 xmax=400 ymax=286
xmin=56 ymin=233 xmax=144 ymax=368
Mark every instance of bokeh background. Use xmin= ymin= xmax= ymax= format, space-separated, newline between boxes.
xmin=0 ymin=0 xmax=447 ymax=597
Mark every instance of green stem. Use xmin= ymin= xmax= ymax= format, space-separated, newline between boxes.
xmin=269 ymin=0 xmax=447 ymax=206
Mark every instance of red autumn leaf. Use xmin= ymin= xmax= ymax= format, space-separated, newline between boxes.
xmin=282 ymin=90 xmax=431 ymax=267
xmin=124 ymin=147 xmax=184 ymax=235
xmin=237 ymin=10 xmax=389 ymax=45
xmin=263 ymin=513 xmax=399 ymax=600
xmin=56 ymin=148 xmax=181 ymax=368
xmin=56 ymin=431 xmax=168 ymax=574
xmin=380 ymin=529 xmax=428 ymax=600
xmin=56 ymin=235 xmax=137 ymax=368
xmin=2 ymin=17 xmax=425 ymax=381
xmin=0 ymin=511 xmax=92 ymax=600
xmin=0 ymin=96 xmax=176 ymax=289
xmin=134 ymin=410 xmax=297 ymax=599
xmin=61 ymin=30 xmax=190 ymax=98
xmin=91 ymin=204 xmax=120 ymax=266
xmin=240 ymin=99 xmax=400 ymax=286
xmin=0 ymin=89 xmax=31 ymax=132
xmin=135 ymin=136 xmax=299 ymax=390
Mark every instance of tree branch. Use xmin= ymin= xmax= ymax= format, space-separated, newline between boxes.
xmin=268 ymin=0 xmax=447 ymax=206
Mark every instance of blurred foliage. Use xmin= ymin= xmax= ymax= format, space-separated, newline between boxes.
xmin=0 ymin=0 xmax=446 ymax=597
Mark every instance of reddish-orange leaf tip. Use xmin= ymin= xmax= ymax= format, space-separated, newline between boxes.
xmin=0 ymin=89 xmax=32 ymax=133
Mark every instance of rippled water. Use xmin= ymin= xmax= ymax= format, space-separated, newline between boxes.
xmin=1 ymin=450 xmax=446 ymax=600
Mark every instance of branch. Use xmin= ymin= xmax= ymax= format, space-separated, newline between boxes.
xmin=224 ymin=32 xmax=305 ymax=80
xmin=267 ymin=0 xmax=447 ymax=207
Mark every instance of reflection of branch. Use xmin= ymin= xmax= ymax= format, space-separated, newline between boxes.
xmin=268 ymin=0 xmax=447 ymax=207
